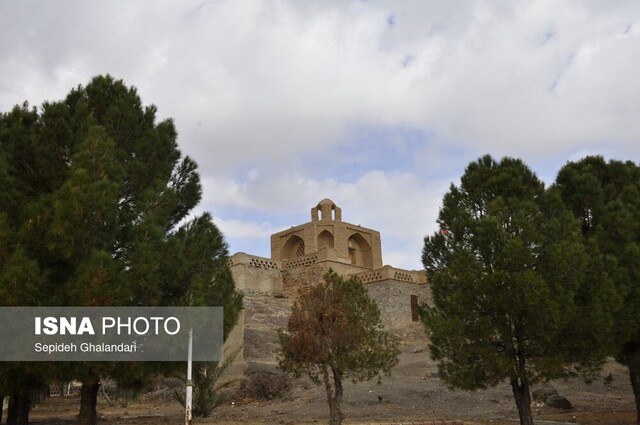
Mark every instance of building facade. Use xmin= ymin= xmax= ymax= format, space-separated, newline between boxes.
xmin=227 ymin=199 xmax=429 ymax=368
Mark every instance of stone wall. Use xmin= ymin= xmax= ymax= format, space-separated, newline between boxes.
xmin=227 ymin=253 xmax=284 ymax=369
xmin=281 ymin=264 xmax=324 ymax=298
xmin=242 ymin=295 xmax=291 ymax=362
xmin=229 ymin=252 xmax=282 ymax=296
xmin=366 ymin=279 xmax=431 ymax=331
xmin=227 ymin=251 xmax=431 ymax=366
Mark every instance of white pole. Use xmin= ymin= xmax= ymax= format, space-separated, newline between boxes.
xmin=185 ymin=326 xmax=193 ymax=425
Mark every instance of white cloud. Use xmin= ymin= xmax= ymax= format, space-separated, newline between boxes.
xmin=1 ymin=0 xmax=639 ymax=270
xmin=211 ymin=217 xmax=278 ymax=241
xmin=2 ymin=1 xmax=639 ymax=163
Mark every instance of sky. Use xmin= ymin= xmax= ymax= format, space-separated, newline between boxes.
xmin=1 ymin=1 xmax=639 ymax=270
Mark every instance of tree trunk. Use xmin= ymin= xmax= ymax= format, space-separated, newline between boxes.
xmin=6 ymin=393 xmax=30 ymax=425
xmin=629 ymin=351 xmax=640 ymax=424
xmin=322 ymin=364 xmax=344 ymax=425
xmin=77 ymin=379 xmax=100 ymax=425
xmin=510 ymin=377 xmax=534 ymax=425
xmin=331 ymin=363 xmax=343 ymax=425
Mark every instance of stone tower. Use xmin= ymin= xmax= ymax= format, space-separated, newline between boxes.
xmin=227 ymin=199 xmax=429 ymax=369
xmin=270 ymin=198 xmax=382 ymax=271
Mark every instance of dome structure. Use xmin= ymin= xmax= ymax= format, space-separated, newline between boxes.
xmin=311 ymin=198 xmax=342 ymax=222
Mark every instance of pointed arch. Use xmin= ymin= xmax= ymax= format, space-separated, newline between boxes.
xmin=347 ymin=233 xmax=373 ymax=268
xmin=317 ymin=230 xmax=335 ymax=250
xmin=281 ymin=235 xmax=305 ymax=260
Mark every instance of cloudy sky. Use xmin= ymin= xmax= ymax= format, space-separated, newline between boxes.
xmin=2 ymin=1 xmax=639 ymax=269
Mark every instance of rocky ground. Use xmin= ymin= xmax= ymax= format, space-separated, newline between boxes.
xmin=20 ymin=343 xmax=638 ymax=425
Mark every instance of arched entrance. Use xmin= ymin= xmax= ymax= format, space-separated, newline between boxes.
xmin=317 ymin=230 xmax=335 ymax=250
xmin=347 ymin=233 xmax=372 ymax=268
xmin=281 ymin=235 xmax=305 ymax=259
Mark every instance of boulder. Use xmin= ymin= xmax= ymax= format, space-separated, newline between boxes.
xmin=545 ymin=394 xmax=573 ymax=410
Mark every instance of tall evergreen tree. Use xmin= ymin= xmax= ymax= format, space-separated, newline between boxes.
xmin=421 ymin=155 xmax=612 ymax=425
xmin=555 ymin=156 xmax=640 ymax=423
xmin=0 ymin=75 xmax=242 ymax=425
xmin=0 ymin=102 xmax=54 ymax=425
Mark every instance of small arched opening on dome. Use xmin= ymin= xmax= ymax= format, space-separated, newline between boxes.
xmin=317 ymin=230 xmax=335 ymax=250
xmin=319 ymin=205 xmax=336 ymax=221
xmin=347 ymin=233 xmax=373 ymax=268
xmin=281 ymin=235 xmax=305 ymax=260
xmin=312 ymin=199 xmax=342 ymax=222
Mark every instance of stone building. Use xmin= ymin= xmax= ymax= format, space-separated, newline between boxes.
xmin=227 ymin=199 xmax=429 ymax=369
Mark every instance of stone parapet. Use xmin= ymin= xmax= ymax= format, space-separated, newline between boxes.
xmin=229 ymin=252 xmax=283 ymax=295
xmin=354 ymin=265 xmax=427 ymax=285
xmin=281 ymin=246 xmax=343 ymax=270
xmin=282 ymin=252 xmax=318 ymax=270
xmin=229 ymin=252 xmax=281 ymax=270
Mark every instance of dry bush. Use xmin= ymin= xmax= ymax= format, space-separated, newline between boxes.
xmin=240 ymin=371 xmax=291 ymax=400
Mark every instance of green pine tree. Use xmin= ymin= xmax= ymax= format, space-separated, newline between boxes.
xmin=555 ymin=156 xmax=640 ymax=423
xmin=0 ymin=75 xmax=242 ymax=425
xmin=421 ymin=155 xmax=612 ymax=425
xmin=0 ymin=102 xmax=54 ymax=425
